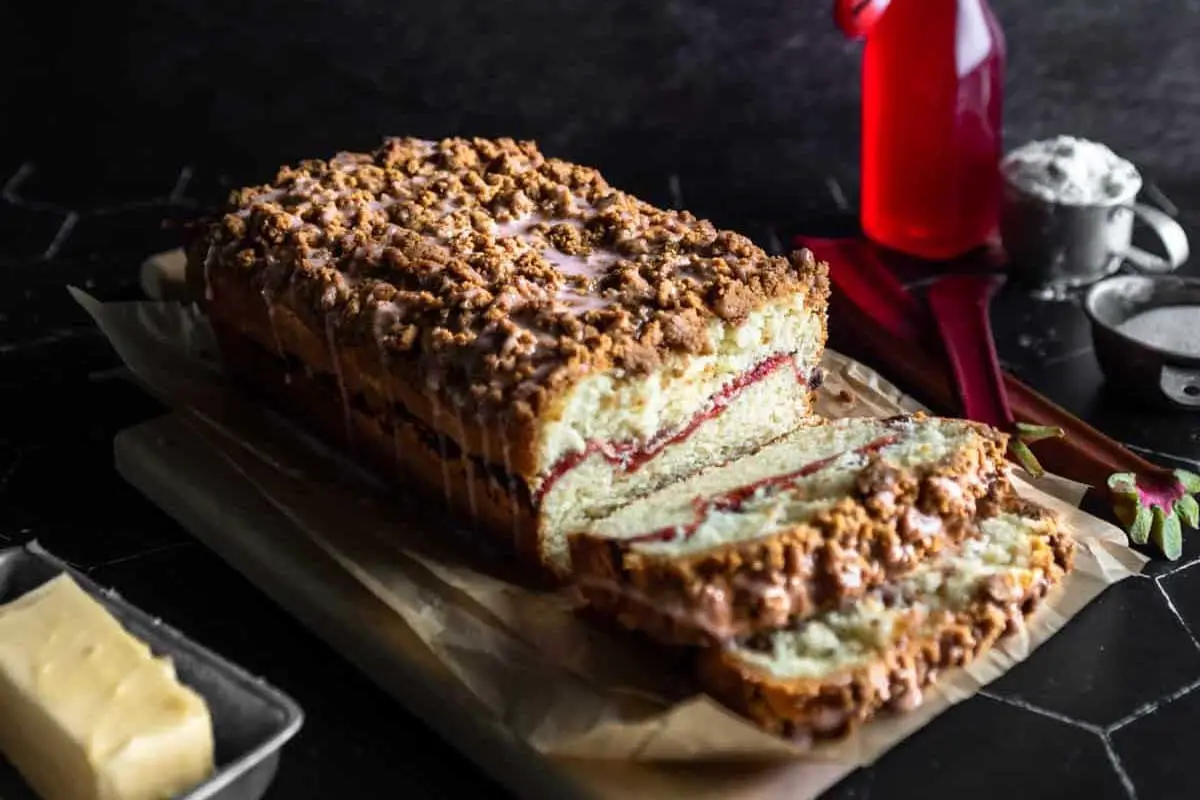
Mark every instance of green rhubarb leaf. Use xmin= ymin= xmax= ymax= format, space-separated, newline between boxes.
xmin=1128 ymin=505 xmax=1153 ymax=546
xmin=1014 ymin=422 xmax=1065 ymax=444
xmin=1175 ymin=469 xmax=1200 ymax=493
xmin=1010 ymin=440 xmax=1046 ymax=479
xmin=1107 ymin=472 xmax=1138 ymax=495
xmin=1153 ymin=507 xmax=1184 ymax=561
xmin=1108 ymin=501 xmax=1137 ymax=532
xmin=1113 ymin=498 xmax=1137 ymax=529
xmin=1177 ymin=495 xmax=1200 ymax=530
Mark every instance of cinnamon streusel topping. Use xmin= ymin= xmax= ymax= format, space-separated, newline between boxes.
xmin=199 ymin=137 xmax=828 ymax=421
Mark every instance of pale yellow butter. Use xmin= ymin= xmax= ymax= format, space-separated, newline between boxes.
xmin=0 ymin=574 xmax=215 ymax=800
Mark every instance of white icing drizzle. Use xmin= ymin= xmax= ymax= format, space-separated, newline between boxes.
xmin=478 ymin=423 xmax=493 ymax=500
xmin=490 ymin=210 xmax=618 ymax=313
xmin=373 ymin=302 xmax=403 ymax=480
xmin=324 ymin=313 xmax=354 ymax=449
xmin=499 ymin=435 xmax=523 ymax=549
xmin=430 ymin=401 xmax=454 ymax=508
xmin=379 ymin=348 xmax=401 ymax=479
xmin=202 ymin=242 xmax=217 ymax=301
xmin=261 ymin=289 xmax=290 ymax=384
xmin=457 ymin=409 xmax=479 ymax=521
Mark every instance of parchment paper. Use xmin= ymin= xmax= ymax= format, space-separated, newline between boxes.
xmin=71 ymin=257 xmax=1147 ymax=798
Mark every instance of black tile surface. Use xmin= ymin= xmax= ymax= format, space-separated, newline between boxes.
xmin=988 ymin=579 xmax=1200 ymax=727
xmin=7 ymin=159 xmax=183 ymax=212
xmin=2 ymin=0 xmax=1200 ymax=797
xmin=1111 ymin=684 xmax=1200 ymax=799
xmin=0 ymin=201 xmax=68 ymax=260
xmin=870 ymin=697 xmax=1129 ymax=800
xmin=1158 ymin=563 xmax=1200 ymax=644
xmin=0 ymin=257 xmax=141 ymax=340
xmin=55 ymin=206 xmax=187 ymax=263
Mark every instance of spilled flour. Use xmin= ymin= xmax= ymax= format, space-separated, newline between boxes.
xmin=1116 ymin=306 xmax=1200 ymax=357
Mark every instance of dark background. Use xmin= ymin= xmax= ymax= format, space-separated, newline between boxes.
xmin=3 ymin=0 xmax=1197 ymax=232
xmin=2 ymin=1 xmax=1200 ymax=798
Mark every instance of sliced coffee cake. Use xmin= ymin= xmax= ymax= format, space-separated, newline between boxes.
xmin=569 ymin=414 xmax=1010 ymax=644
xmin=696 ymin=497 xmax=1074 ymax=741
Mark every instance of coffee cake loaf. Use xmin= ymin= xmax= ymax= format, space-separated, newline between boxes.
xmin=569 ymin=414 xmax=1010 ymax=644
xmin=188 ymin=137 xmax=829 ymax=578
xmin=697 ymin=497 xmax=1074 ymax=741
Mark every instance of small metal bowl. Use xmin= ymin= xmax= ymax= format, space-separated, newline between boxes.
xmin=1083 ymin=274 xmax=1200 ymax=409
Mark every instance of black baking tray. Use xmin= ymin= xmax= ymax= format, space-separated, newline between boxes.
xmin=0 ymin=542 xmax=304 ymax=800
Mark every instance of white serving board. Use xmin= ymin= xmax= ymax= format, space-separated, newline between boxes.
xmin=116 ymin=414 xmax=839 ymax=800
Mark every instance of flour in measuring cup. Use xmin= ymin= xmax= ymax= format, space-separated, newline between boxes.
xmin=1115 ymin=306 xmax=1200 ymax=357
xmin=1002 ymin=135 xmax=1142 ymax=205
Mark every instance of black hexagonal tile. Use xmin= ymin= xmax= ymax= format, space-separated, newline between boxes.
xmin=55 ymin=204 xmax=190 ymax=263
xmin=0 ymin=373 xmax=163 ymax=449
xmin=987 ymin=578 xmax=1200 ymax=727
xmin=990 ymin=285 xmax=1096 ymax=369
xmin=1110 ymin=683 xmax=1200 ymax=799
xmin=1083 ymin=402 xmax=1200 ymax=470
xmin=3 ymin=444 xmax=187 ymax=569
xmin=0 ymin=256 xmax=146 ymax=343
xmin=0 ymin=202 xmax=68 ymax=260
xmin=0 ymin=330 xmax=119 ymax=381
xmin=870 ymin=696 xmax=1127 ymax=800
xmin=1158 ymin=562 xmax=1200 ymax=642
xmin=11 ymin=160 xmax=179 ymax=211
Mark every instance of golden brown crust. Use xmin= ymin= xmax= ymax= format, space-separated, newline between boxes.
xmin=210 ymin=319 xmax=556 ymax=584
xmin=205 ymin=265 xmax=544 ymax=478
xmin=568 ymin=421 xmax=1011 ymax=645
xmin=695 ymin=501 xmax=1074 ymax=742
xmin=192 ymin=136 xmax=829 ymax=425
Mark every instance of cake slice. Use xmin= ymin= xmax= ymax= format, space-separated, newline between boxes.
xmin=697 ymin=497 xmax=1074 ymax=741
xmin=569 ymin=414 xmax=1009 ymax=644
xmin=189 ymin=137 xmax=829 ymax=579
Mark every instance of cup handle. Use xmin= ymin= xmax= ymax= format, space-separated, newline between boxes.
xmin=1120 ymin=203 xmax=1190 ymax=273
xmin=1160 ymin=364 xmax=1200 ymax=408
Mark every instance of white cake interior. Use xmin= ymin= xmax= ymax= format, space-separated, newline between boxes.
xmin=534 ymin=292 xmax=824 ymax=472
xmin=536 ymin=293 xmax=826 ymax=571
xmin=587 ymin=417 xmax=988 ymax=557
xmin=729 ymin=511 xmax=1052 ymax=680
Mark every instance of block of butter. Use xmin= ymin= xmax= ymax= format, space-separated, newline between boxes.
xmin=0 ymin=573 xmax=215 ymax=800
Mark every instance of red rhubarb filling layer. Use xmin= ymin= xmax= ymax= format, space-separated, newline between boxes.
xmin=534 ymin=353 xmax=808 ymax=505
xmin=626 ymin=434 xmax=901 ymax=545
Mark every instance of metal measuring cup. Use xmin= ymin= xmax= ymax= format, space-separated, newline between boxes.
xmin=1000 ymin=150 xmax=1189 ymax=289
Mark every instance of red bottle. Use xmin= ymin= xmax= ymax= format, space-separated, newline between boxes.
xmin=836 ymin=0 xmax=1006 ymax=261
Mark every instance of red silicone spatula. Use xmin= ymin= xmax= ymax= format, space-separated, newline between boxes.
xmin=926 ymin=273 xmax=1065 ymax=477
xmin=925 ymin=271 xmax=1194 ymax=559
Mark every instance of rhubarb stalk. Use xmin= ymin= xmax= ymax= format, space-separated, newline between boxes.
xmin=925 ymin=273 xmax=1063 ymax=478
xmin=799 ymin=236 xmax=1200 ymax=559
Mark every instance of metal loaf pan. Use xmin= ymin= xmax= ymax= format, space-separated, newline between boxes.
xmin=0 ymin=542 xmax=304 ymax=800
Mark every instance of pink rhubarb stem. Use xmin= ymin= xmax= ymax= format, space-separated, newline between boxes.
xmin=926 ymin=274 xmax=1014 ymax=429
